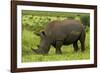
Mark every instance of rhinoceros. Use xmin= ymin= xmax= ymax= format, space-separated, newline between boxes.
xmin=32 ymin=19 xmax=85 ymax=54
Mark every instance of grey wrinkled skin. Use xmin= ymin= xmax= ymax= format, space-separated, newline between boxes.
xmin=32 ymin=19 xmax=86 ymax=54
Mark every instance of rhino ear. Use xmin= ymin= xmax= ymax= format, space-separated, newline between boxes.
xmin=40 ymin=31 xmax=46 ymax=37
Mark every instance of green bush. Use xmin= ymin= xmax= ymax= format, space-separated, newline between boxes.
xmin=67 ymin=16 xmax=75 ymax=19
xmin=80 ymin=14 xmax=90 ymax=27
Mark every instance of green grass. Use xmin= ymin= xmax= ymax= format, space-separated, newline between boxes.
xmin=22 ymin=29 xmax=90 ymax=62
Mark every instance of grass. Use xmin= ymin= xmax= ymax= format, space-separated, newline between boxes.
xmin=22 ymin=29 xmax=90 ymax=62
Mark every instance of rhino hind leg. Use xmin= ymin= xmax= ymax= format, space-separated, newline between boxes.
xmin=80 ymin=39 xmax=85 ymax=52
xmin=73 ymin=41 xmax=79 ymax=52
xmin=55 ymin=41 xmax=63 ymax=54
xmin=79 ymin=30 xmax=85 ymax=52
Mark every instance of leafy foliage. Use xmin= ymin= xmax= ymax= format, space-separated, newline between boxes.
xmin=80 ymin=14 xmax=90 ymax=27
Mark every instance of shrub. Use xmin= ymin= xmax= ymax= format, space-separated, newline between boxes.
xmin=80 ymin=14 xmax=90 ymax=27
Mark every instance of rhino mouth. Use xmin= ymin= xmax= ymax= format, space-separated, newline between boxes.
xmin=31 ymin=47 xmax=48 ymax=54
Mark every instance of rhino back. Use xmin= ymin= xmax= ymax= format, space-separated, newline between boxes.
xmin=44 ymin=19 xmax=84 ymax=42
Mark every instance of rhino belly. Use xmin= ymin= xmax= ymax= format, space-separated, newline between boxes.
xmin=63 ymin=31 xmax=81 ymax=45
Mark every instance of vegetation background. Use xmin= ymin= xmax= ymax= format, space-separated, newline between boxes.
xmin=22 ymin=10 xmax=90 ymax=62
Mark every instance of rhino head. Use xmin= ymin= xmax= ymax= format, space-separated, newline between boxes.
xmin=32 ymin=31 xmax=51 ymax=54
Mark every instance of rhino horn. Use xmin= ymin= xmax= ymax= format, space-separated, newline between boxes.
xmin=31 ymin=48 xmax=39 ymax=54
xmin=31 ymin=48 xmax=47 ymax=54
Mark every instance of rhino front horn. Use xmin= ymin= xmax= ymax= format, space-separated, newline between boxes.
xmin=31 ymin=48 xmax=38 ymax=54
xmin=31 ymin=48 xmax=43 ymax=54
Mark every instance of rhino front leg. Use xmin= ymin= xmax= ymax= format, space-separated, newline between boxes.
xmin=55 ymin=41 xmax=63 ymax=54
